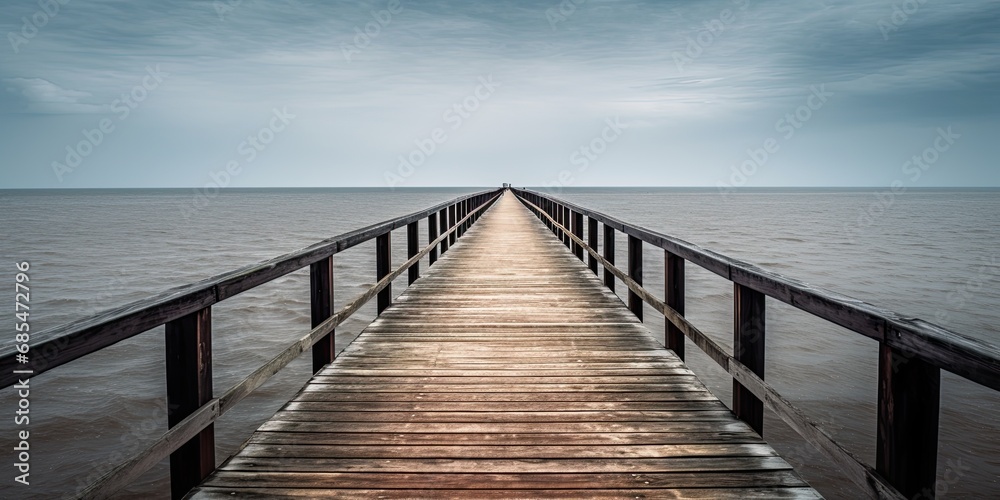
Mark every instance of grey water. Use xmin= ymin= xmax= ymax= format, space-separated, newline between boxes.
xmin=0 ymin=187 xmax=997 ymax=498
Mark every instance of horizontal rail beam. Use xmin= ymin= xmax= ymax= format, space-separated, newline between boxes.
xmin=0 ymin=190 xmax=501 ymax=389
xmin=513 ymin=189 xmax=1000 ymax=392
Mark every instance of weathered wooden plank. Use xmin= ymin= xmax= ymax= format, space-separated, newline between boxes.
xmin=219 ymin=455 xmax=792 ymax=473
xmin=235 ymin=442 xmax=781 ymax=459
xmin=201 ymin=470 xmax=809 ymax=489
xmin=255 ymin=420 xmax=756 ymax=434
xmin=189 ymin=487 xmax=822 ymax=499
xmin=247 ymin=430 xmax=761 ymax=446
xmin=268 ymin=409 xmax=736 ymax=423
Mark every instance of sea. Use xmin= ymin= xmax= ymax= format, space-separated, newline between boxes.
xmin=0 ymin=187 xmax=997 ymax=499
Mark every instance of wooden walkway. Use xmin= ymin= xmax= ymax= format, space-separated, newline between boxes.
xmin=188 ymin=195 xmax=820 ymax=499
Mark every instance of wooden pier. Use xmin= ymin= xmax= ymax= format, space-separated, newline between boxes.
xmin=188 ymin=195 xmax=817 ymax=499
xmin=4 ymin=187 xmax=999 ymax=499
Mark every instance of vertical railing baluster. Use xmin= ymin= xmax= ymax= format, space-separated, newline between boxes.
xmin=733 ymin=283 xmax=765 ymax=435
xmin=627 ymin=235 xmax=642 ymax=320
xmin=665 ymin=251 xmax=684 ymax=360
xmin=877 ymin=334 xmax=940 ymax=499
xmin=448 ymin=204 xmax=457 ymax=246
xmin=603 ymin=224 xmax=615 ymax=291
xmin=588 ymin=217 xmax=598 ymax=275
xmin=563 ymin=206 xmax=571 ymax=248
xmin=439 ymin=208 xmax=449 ymax=255
xmin=377 ymin=232 xmax=391 ymax=314
xmin=310 ymin=255 xmax=335 ymax=373
xmin=428 ymin=214 xmax=438 ymax=266
xmin=165 ymin=307 xmax=214 ymax=500
xmin=407 ymin=221 xmax=419 ymax=285
xmin=573 ymin=212 xmax=584 ymax=260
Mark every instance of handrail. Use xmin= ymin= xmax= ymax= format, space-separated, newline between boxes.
xmin=0 ymin=190 xmax=499 ymax=387
xmin=79 ymin=191 xmax=503 ymax=499
xmin=513 ymin=189 xmax=1000 ymax=391
xmin=512 ymin=188 xmax=1000 ymax=500
xmin=0 ymin=189 xmax=502 ymax=499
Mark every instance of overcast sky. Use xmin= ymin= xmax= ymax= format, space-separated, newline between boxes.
xmin=0 ymin=0 xmax=997 ymax=188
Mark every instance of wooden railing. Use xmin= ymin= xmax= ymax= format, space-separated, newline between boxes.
xmin=0 ymin=189 xmax=503 ymax=499
xmin=512 ymin=188 xmax=1000 ymax=500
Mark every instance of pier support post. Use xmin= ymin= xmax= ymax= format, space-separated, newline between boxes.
xmin=563 ymin=206 xmax=571 ymax=248
xmin=377 ymin=232 xmax=391 ymax=314
xmin=439 ymin=209 xmax=449 ymax=254
xmin=310 ymin=255 xmax=335 ymax=373
xmin=734 ymin=284 xmax=765 ymax=435
xmin=428 ymin=214 xmax=438 ymax=265
xmin=407 ymin=221 xmax=420 ymax=284
xmin=448 ymin=205 xmax=457 ymax=246
xmin=666 ymin=251 xmax=685 ymax=360
xmin=603 ymin=224 xmax=615 ymax=291
xmin=627 ymin=235 xmax=642 ymax=321
xmin=588 ymin=217 xmax=599 ymax=275
xmin=554 ymin=203 xmax=561 ymax=240
xmin=165 ymin=307 xmax=215 ymax=500
xmin=573 ymin=212 xmax=584 ymax=260
xmin=877 ymin=338 xmax=940 ymax=499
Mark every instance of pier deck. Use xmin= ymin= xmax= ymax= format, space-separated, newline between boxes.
xmin=188 ymin=195 xmax=819 ymax=498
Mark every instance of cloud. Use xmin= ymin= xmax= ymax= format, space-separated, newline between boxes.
xmin=1 ymin=78 xmax=109 ymax=114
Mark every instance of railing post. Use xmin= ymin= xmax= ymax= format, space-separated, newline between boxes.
xmin=563 ymin=206 xmax=571 ymax=248
xmin=310 ymin=255 xmax=335 ymax=373
xmin=439 ymin=208 xmax=449 ymax=254
xmin=407 ymin=221 xmax=420 ymax=284
xmin=627 ymin=235 xmax=642 ymax=320
xmin=457 ymin=201 xmax=465 ymax=238
xmin=463 ymin=199 xmax=470 ymax=232
xmin=733 ymin=283 xmax=765 ymax=435
xmin=448 ymin=204 xmax=457 ymax=246
xmin=877 ymin=335 xmax=940 ymax=499
xmin=573 ymin=212 xmax=584 ymax=260
xmin=588 ymin=217 xmax=598 ymax=275
xmin=665 ymin=252 xmax=685 ymax=360
xmin=603 ymin=224 xmax=615 ymax=291
xmin=377 ymin=232 xmax=391 ymax=314
xmin=554 ymin=203 xmax=561 ymax=239
xmin=552 ymin=201 xmax=558 ymax=235
xmin=165 ymin=307 xmax=214 ymax=500
xmin=428 ymin=214 xmax=438 ymax=265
